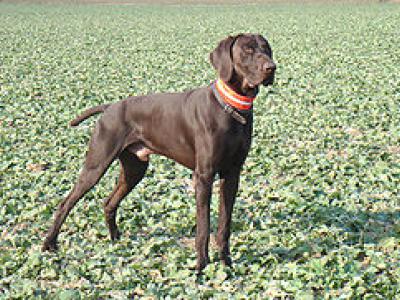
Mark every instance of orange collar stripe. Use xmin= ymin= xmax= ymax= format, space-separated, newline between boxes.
xmin=215 ymin=79 xmax=255 ymax=111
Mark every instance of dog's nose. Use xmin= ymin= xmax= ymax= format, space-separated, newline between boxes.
xmin=263 ymin=61 xmax=276 ymax=72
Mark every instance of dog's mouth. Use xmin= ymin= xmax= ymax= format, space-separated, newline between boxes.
xmin=262 ymin=74 xmax=275 ymax=86
xmin=247 ymin=73 xmax=275 ymax=88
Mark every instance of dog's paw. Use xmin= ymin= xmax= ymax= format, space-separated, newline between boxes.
xmin=195 ymin=256 xmax=210 ymax=273
xmin=219 ymin=250 xmax=232 ymax=267
xmin=42 ymin=239 xmax=58 ymax=252
xmin=110 ymin=230 xmax=121 ymax=242
xmin=220 ymin=255 xmax=232 ymax=267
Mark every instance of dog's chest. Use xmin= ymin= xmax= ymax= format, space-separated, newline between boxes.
xmin=218 ymin=123 xmax=252 ymax=162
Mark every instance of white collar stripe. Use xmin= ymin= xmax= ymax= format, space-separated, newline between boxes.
xmin=216 ymin=81 xmax=253 ymax=107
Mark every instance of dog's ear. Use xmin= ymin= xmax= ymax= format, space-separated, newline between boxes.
xmin=210 ymin=36 xmax=236 ymax=82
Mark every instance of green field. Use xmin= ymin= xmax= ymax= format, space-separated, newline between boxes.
xmin=1 ymin=2 xmax=400 ymax=299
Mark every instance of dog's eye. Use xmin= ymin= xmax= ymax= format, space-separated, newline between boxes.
xmin=243 ymin=46 xmax=254 ymax=54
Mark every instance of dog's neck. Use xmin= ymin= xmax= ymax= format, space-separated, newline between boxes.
xmin=228 ymin=73 xmax=259 ymax=98
xmin=215 ymin=79 xmax=256 ymax=111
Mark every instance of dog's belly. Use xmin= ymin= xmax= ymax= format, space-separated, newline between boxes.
xmin=126 ymin=142 xmax=195 ymax=169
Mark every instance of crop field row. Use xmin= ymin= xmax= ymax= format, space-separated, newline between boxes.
xmin=0 ymin=2 xmax=399 ymax=299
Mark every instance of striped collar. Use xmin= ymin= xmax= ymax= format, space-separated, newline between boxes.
xmin=214 ymin=78 xmax=256 ymax=111
xmin=211 ymin=79 xmax=255 ymax=125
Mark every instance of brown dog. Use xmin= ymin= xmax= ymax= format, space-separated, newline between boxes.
xmin=42 ymin=34 xmax=276 ymax=271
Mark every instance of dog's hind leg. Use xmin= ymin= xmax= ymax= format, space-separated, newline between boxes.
xmin=103 ymin=150 xmax=148 ymax=241
xmin=42 ymin=121 xmax=124 ymax=251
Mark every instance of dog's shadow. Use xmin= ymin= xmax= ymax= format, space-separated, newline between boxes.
xmin=233 ymin=202 xmax=399 ymax=265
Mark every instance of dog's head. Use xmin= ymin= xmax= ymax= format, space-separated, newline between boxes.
xmin=210 ymin=34 xmax=276 ymax=89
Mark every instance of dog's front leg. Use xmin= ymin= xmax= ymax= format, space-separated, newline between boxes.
xmin=217 ymin=168 xmax=241 ymax=267
xmin=194 ymin=170 xmax=214 ymax=272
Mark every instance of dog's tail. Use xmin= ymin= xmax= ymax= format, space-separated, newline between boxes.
xmin=70 ymin=104 xmax=110 ymax=127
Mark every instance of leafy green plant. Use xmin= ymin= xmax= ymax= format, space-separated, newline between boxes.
xmin=1 ymin=2 xmax=399 ymax=299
